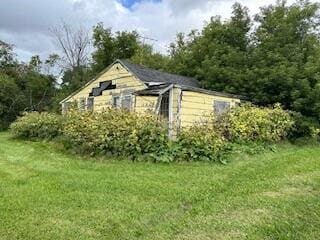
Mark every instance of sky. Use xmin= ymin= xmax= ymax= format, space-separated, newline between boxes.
xmin=0 ymin=0 xmax=299 ymax=62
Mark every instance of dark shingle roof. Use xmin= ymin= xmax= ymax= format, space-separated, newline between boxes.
xmin=120 ymin=59 xmax=200 ymax=88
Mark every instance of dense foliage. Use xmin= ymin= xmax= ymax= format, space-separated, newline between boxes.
xmin=10 ymin=105 xmax=294 ymax=163
xmin=221 ymin=104 xmax=294 ymax=142
xmin=0 ymin=41 xmax=57 ymax=129
xmin=176 ymin=124 xmax=227 ymax=162
xmin=62 ymin=109 xmax=169 ymax=159
xmin=10 ymin=112 xmax=63 ymax=139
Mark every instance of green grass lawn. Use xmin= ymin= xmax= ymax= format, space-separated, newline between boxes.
xmin=0 ymin=132 xmax=319 ymax=240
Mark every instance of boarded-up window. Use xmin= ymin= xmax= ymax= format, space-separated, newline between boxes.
xmin=112 ymin=96 xmax=121 ymax=109
xmin=79 ymin=98 xmax=86 ymax=111
xmin=214 ymin=100 xmax=230 ymax=115
xmin=122 ymin=95 xmax=132 ymax=111
xmin=87 ymin=98 xmax=94 ymax=110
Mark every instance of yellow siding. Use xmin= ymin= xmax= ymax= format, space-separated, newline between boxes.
xmin=64 ymin=63 xmax=145 ymax=111
xmin=135 ymin=96 xmax=158 ymax=113
xmin=179 ymin=90 xmax=240 ymax=127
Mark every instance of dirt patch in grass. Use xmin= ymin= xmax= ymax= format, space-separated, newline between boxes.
xmin=262 ymin=186 xmax=316 ymax=198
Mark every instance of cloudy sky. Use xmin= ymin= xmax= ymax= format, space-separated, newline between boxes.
xmin=0 ymin=0 xmax=298 ymax=62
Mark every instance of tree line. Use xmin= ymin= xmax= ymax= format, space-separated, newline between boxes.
xmin=1 ymin=0 xmax=320 ymax=129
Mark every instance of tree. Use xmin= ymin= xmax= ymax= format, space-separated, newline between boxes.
xmin=29 ymin=55 xmax=42 ymax=72
xmin=0 ymin=73 xmax=25 ymax=129
xmin=130 ymin=44 xmax=170 ymax=71
xmin=168 ymin=3 xmax=252 ymax=95
xmin=0 ymin=40 xmax=16 ymax=69
xmin=51 ymin=22 xmax=90 ymax=70
xmin=251 ymin=0 xmax=320 ymax=118
xmin=91 ymin=23 xmax=140 ymax=73
xmin=51 ymin=22 xmax=92 ymax=98
xmin=0 ymin=44 xmax=57 ymax=128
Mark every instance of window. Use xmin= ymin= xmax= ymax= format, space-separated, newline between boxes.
xmin=87 ymin=98 xmax=94 ymax=110
xmin=63 ymin=102 xmax=71 ymax=112
xmin=112 ymin=96 xmax=121 ymax=109
xmin=79 ymin=98 xmax=86 ymax=111
xmin=159 ymin=92 xmax=170 ymax=120
xmin=122 ymin=95 xmax=132 ymax=111
xmin=214 ymin=100 xmax=230 ymax=116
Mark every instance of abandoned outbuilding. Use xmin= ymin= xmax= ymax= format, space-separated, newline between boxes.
xmin=60 ymin=59 xmax=245 ymax=133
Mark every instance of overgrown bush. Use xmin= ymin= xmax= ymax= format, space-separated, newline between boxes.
xmin=62 ymin=109 xmax=169 ymax=159
xmin=10 ymin=112 xmax=63 ymax=140
xmin=289 ymin=112 xmax=320 ymax=140
xmin=9 ymin=104 xmax=296 ymax=163
xmin=176 ymin=124 xmax=228 ymax=163
xmin=221 ymin=103 xmax=294 ymax=142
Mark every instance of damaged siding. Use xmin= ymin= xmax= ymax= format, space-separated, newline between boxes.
xmin=134 ymin=96 xmax=158 ymax=113
xmin=180 ymin=91 xmax=240 ymax=127
xmin=64 ymin=63 xmax=145 ymax=111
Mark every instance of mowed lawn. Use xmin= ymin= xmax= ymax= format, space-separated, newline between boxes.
xmin=0 ymin=132 xmax=319 ymax=240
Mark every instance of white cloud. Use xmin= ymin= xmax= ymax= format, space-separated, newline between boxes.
xmin=0 ymin=0 xmax=308 ymax=61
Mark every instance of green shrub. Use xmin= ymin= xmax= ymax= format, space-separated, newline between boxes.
xmin=62 ymin=109 xmax=169 ymax=159
xmin=221 ymin=103 xmax=294 ymax=142
xmin=175 ymin=124 xmax=228 ymax=163
xmin=10 ymin=112 xmax=63 ymax=140
xmin=289 ymin=113 xmax=320 ymax=140
xmin=8 ymin=104 xmax=296 ymax=163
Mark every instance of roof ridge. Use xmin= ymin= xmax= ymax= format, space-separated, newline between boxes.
xmin=118 ymin=59 xmax=200 ymax=88
xmin=119 ymin=59 xmax=197 ymax=80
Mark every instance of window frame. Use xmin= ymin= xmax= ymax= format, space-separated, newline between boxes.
xmin=122 ymin=94 xmax=132 ymax=111
xmin=159 ymin=91 xmax=170 ymax=120
xmin=63 ymin=102 xmax=71 ymax=111
xmin=79 ymin=97 xmax=86 ymax=111
xmin=87 ymin=97 xmax=94 ymax=111
xmin=112 ymin=96 xmax=121 ymax=109
xmin=213 ymin=100 xmax=231 ymax=116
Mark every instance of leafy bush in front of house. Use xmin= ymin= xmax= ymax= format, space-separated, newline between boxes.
xmin=61 ymin=109 xmax=169 ymax=159
xmin=9 ymin=104 xmax=295 ymax=163
xmin=10 ymin=112 xmax=63 ymax=140
xmin=220 ymin=103 xmax=294 ymax=143
xmin=175 ymin=124 xmax=228 ymax=163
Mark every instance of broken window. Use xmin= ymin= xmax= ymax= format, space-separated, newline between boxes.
xmin=159 ymin=91 xmax=170 ymax=120
xmin=122 ymin=95 xmax=132 ymax=111
xmin=214 ymin=100 xmax=230 ymax=116
xmin=89 ymin=81 xmax=116 ymax=97
xmin=112 ymin=96 xmax=121 ymax=109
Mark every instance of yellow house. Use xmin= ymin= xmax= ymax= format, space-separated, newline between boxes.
xmin=60 ymin=59 xmax=245 ymax=134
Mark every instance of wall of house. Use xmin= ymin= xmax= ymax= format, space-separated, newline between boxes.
xmin=179 ymin=90 xmax=241 ymax=127
xmin=62 ymin=63 xmax=146 ymax=112
xmin=134 ymin=96 xmax=158 ymax=114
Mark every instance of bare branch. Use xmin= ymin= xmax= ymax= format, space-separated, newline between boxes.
xmin=50 ymin=22 xmax=90 ymax=70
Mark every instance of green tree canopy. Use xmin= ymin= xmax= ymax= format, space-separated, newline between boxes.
xmin=168 ymin=3 xmax=252 ymax=95
xmin=91 ymin=23 xmax=140 ymax=74
xmin=250 ymin=0 xmax=320 ymax=118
